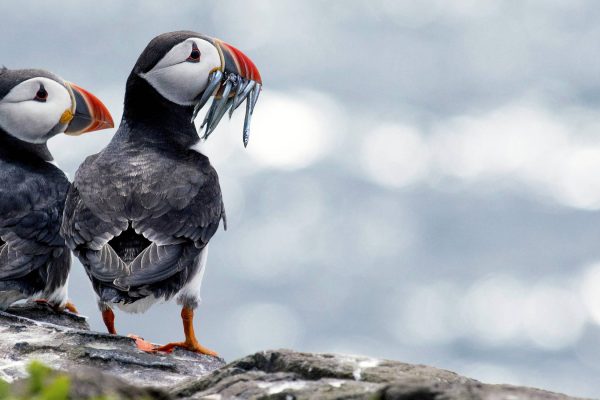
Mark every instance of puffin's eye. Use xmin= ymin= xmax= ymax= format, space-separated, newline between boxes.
xmin=34 ymin=84 xmax=48 ymax=102
xmin=187 ymin=43 xmax=201 ymax=63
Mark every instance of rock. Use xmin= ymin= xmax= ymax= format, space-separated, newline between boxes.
xmin=0 ymin=302 xmax=225 ymax=387
xmin=5 ymin=302 xmax=90 ymax=330
xmin=0 ymin=306 xmax=586 ymax=399
xmin=9 ymin=365 xmax=171 ymax=400
xmin=172 ymin=350 xmax=585 ymax=400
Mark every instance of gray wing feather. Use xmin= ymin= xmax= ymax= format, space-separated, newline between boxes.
xmin=62 ymin=184 xmax=129 ymax=282
xmin=64 ymin=149 xmax=224 ymax=289
xmin=113 ymin=243 xmax=189 ymax=289
xmin=88 ymin=245 xmax=129 ymax=282
xmin=0 ymin=240 xmax=37 ymax=279
xmin=0 ymin=166 xmax=68 ymax=280
xmin=130 ymin=160 xmax=224 ymax=247
xmin=62 ymin=183 xmax=128 ymax=251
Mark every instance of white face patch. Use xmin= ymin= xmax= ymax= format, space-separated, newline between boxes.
xmin=0 ymin=77 xmax=72 ymax=143
xmin=140 ymin=38 xmax=221 ymax=106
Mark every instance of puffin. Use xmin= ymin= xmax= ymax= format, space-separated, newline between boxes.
xmin=61 ymin=31 xmax=262 ymax=355
xmin=0 ymin=68 xmax=114 ymax=311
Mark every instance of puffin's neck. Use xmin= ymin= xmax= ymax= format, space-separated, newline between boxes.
xmin=0 ymin=129 xmax=53 ymax=162
xmin=122 ymin=74 xmax=200 ymax=149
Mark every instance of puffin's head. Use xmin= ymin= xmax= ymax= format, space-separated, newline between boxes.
xmin=134 ymin=31 xmax=262 ymax=146
xmin=0 ymin=68 xmax=114 ymax=144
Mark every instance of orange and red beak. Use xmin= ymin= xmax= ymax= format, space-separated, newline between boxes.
xmin=191 ymin=38 xmax=262 ymax=147
xmin=216 ymin=39 xmax=262 ymax=85
xmin=64 ymin=82 xmax=114 ymax=135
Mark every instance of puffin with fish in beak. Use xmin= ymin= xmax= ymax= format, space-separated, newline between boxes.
xmin=0 ymin=67 xmax=114 ymax=312
xmin=61 ymin=31 xmax=262 ymax=355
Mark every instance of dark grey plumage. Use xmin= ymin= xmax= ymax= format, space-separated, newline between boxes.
xmin=0 ymin=130 xmax=70 ymax=309
xmin=62 ymin=32 xmax=226 ymax=309
xmin=62 ymin=138 xmax=225 ymax=305
xmin=0 ymin=68 xmax=75 ymax=309
xmin=0 ymin=68 xmax=115 ymax=312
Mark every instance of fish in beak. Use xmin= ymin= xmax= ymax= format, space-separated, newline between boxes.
xmin=191 ymin=39 xmax=262 ymax=147
xmin=64 ymin=82 xmax=114 ymax=135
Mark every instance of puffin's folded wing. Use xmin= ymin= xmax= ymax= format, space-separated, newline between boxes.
xmin=113 ymin=242 xmax=198 ymax=289
xmin=61 ymin=184 xmax=128 ymax=251
xmin=132 ymin=161 xmax=226 ymax=249
xmin=84 ymin=244 xmax=129 ymax=283
xmin=0 ymin=237 xmax=41 ymax=280
xmin=0 ymin=208 xmax=63 ymax=280
xmin=61 ymin=184 xmax=130 ymax=282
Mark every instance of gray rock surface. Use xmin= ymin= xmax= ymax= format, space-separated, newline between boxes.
xmin=0 ymin=302 xmax=225 ymax=387
xmin=9 ymin=366 xmax=171 ymax=400
xmin=0 ymin=304 xmax=586 ymax=399
xmin=172 ymin=350 xmax=584 ymax=400
xmin=4 ymin=302 xmax=90 ymax=330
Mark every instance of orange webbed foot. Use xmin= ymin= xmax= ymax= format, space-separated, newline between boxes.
xmin=126 ymin=307 xmax=218 ymax=357
xmin=154 ymin=340 xmax=218 ymax=357
xmin=128 ymin=334 xmax=159 ymax=352
xmin=63 ymin=301 xmax=79 ymax=314
xmin=149 ymin=307 xmax=219 ymax=356
xmin=34 ymin=299 xmax=78 ymax=314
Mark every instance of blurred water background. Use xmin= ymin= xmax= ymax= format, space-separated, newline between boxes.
xmin=2 ymin=1 xmax=600 ymax=396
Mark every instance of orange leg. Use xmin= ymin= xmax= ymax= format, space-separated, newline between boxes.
xmin=101 ymin=308 xmax=117 ymax=335
xmin=153 ymin=307 xmax=218 ymax=356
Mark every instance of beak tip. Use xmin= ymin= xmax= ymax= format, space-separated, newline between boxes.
xmin=65 ymin=82 xmax=114 ymax=135
xmin=106 ymin=116 xmax=115 ymax=129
